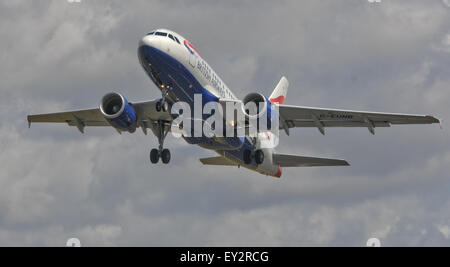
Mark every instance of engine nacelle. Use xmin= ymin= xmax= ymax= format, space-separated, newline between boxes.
xmin=99 ymin=92 xmax=137 ymax=133
xmin=241 ymin=92 xmax=277 ymax=131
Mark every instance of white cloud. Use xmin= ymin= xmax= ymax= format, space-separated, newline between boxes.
xmin=433 ymin=33 xmax=450 ymax=53
xmin=443 ymin=0 xmax=450 ymax=8
xmin=436 ymin=224 xmax=450 ymax=239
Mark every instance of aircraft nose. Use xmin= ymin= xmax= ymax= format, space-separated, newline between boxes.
xmin=139 ymin=35 xmax=160 ymax=50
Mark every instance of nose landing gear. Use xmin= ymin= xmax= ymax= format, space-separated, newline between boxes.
xmin=155 ymin=85 xmax=170 ymax=112
xmin=155 ymin=99 xmax=169 ymax=112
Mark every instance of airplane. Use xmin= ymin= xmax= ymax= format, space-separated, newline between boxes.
xmin=27 ymin=29 xmax=441 ymax=178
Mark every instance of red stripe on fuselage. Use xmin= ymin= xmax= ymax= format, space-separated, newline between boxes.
xmin=184 ymin=40 xmax=202 ymax=59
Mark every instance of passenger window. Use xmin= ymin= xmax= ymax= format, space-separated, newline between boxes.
xmin=155 ymin=32 xmax=167 ymax=36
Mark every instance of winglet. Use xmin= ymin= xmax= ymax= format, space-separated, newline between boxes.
xmin=427 ymin=115 xmax=443 ymax=130
xmin=27 ymin=116 xmax=31 ymax=128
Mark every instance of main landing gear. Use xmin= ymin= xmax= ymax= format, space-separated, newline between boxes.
xmin=243 ymin=149 xmax=264 ymax=165
xmin=150 ymin=148 xmax=170 ymax=164
xmin=150 ymin=86 xmax=172 ymax=164
xmin=150 ymin=120 xmax=171 ymax=164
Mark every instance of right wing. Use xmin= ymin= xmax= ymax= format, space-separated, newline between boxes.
xmin=27 ymin=108 xmax=108 ymax=129
xmin=273 ymin=153 xmax=349 ymax=167
xmin=27 ymin=100 xmax=172 ymax=134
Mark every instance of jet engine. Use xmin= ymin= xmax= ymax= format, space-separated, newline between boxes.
xmin=241 ymin=92 xmax=277 ymax=131
xmin=100 ymin=92 xmax=137 ymax=133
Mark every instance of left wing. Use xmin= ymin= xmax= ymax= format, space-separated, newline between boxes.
xmin=277 ymin=104 xmax=440 ymax=135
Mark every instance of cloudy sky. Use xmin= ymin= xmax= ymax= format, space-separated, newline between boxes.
xmin=0 ymin=0 xmax=449 ymax=246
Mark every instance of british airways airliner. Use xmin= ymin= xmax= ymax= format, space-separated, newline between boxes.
xmin=27 ymin=29 xmax=440 ymax=178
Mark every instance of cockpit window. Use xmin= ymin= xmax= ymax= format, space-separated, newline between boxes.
xmin=168 ymin=34 xmax=181 ymax=45
xmin=152 ymin=31 xmax=181 ymax=45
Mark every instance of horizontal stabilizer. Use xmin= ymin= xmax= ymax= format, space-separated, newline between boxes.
xmin=200 ymin=156 xmax=237 ymax=166
xmin=273 ymin=153 xmax=349 ymax=167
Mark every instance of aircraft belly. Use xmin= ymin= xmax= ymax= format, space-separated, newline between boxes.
xmin=183 ymin=136 xmax=244 ymax=150
xmin=140 ymin=45 xmax=204 ymax=105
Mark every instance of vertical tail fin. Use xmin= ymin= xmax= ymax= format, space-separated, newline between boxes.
xmin=269 ymin=76 xmax=289 ymax=104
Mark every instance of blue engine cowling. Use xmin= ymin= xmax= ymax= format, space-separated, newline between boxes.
xmin=241 ymin=92 xmax=278 ymax=131
xmin=100 ymin=92 xmax=137 ymax=133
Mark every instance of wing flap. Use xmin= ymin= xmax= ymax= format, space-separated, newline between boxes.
xmin=199 ymin=156 xmax=237 ymax=166
xmin=288 ymin=120 xmax=391 ymax=128
xmin=273 ymin=153 xmax=349 ymax=167
xmin=67 ymin=120 xmax=109 ymax=127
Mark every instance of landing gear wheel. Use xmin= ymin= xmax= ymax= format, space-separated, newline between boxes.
xmin=162 ymin=101 xmax=169 ymax=112
xmin=155 ymin=101 xmax=162 ymax=112
xmin=156 ymin=99 xmax=169 ymax=112
xmin=255 ymin=149 xmax=264 ymax=165
xmin=151 ymin=120 xmax=171 ymax=165
xmin=243 ymin=149 xmax=252 ymax=165
xmin=161 ymin=149 xmax=171 ymax=164
xmin=150 ymin=148 xmax=159 ymax=164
